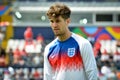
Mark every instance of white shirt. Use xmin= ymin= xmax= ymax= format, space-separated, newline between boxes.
xmin=44 ymin=33 xmax=98 ymax=80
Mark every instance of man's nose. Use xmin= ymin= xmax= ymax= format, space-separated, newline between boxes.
xmin=53 ymin=22 xmax=58 ymax=27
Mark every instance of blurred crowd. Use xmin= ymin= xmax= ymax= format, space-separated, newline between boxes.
xmin=0 ymin=27 xmax=120 ymax=80
xmin=0 ymin=67 xmax=43 ymax=80
xmin=93 ymin=39 xmax=120 ymax=80
xmin=0 ymin=27 xmax=44 ymax=80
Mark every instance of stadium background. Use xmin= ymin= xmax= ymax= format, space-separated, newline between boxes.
xmin=0 ymin=0 xmax=120 ymax=80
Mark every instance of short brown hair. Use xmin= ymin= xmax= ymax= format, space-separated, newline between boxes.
xmin=46 ymin=2 xmax=71 ymax=20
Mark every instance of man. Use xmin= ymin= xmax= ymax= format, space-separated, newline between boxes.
xmin=44 ymin=2 xmax=98 ymax=80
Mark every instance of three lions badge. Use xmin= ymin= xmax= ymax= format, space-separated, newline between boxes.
xmin=67 ymin=48 xmax=75 ymax=57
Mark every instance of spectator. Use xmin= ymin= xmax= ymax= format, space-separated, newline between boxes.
xmin=93 ymin=40 xmax=101 ymax=61
xmin=113 ymin=49 xmax=120 ymax=62
xmin=0 ymin=46 xmax=7 ymax=67
xmin=116 ymin=39 xmax=120 ymax=48
xmin=36 ymin=33 xmax=44 ymax=44
xmin=20 ymin=49 xmax=28 ymax=61
xmin=24 ymin=26 xmax=33 ymax=45
xmin=101 ymin=49 xmax=109 ymax=62
xmin=13 ymin=48 xmax=21 ymax=61
xmin=32 ymin=53 xmax=43 ymax=67
xmin=3 ymin=70 xmax=11 ymax=80
xmin=32 ymin=69 xmax=41 ymax=80
xmin=0 ymin=46 xmax=6 ymax=57
xmin=7 ymin=48 xmax=14 ymax=66
xmin=116 ymin=71 xmax=120 ymax=80
xmin=0 ymin=30 xmax=5 ymax=44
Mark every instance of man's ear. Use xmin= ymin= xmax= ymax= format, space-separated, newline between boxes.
xmin=66 ymin=18 xmax=71 ymax=24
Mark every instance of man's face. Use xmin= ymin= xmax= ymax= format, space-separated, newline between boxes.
xmin=49 ymin=16 xmax=70 ymax=36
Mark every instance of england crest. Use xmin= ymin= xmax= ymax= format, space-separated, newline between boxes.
xmin=67 ymin=48 xmax=75 ymax=57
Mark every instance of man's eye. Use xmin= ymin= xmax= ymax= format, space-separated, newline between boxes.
xmin=56 ymin=20 xmax=60 ymax=23
xmin=50 ymin=20 xmax=53 ymax=23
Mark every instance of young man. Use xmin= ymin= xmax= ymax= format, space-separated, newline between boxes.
xmin=44 ymin=2 xmax=98 ymax=80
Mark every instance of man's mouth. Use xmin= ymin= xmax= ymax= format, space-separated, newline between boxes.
xmin=54 ymin=28 xmax=59 ymax=31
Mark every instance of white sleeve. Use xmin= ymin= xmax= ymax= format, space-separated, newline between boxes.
xmin=81 ymin=41 xmax=98 ymax=80
xmin=44 ymin=46 xmax=53 ymax=80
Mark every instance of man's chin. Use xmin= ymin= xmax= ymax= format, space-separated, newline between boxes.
xmin=55 ymin=33 xmax=61 ymax=36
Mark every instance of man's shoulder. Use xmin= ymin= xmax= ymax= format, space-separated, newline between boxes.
xmin=72 ymin=32 xmax=90 ymax=44
xmin=45 ymin=38 xmax=58 ymax=49
xmin=72 ymin=33 xmax=87 ymax=41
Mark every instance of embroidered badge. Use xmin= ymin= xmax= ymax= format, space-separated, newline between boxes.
xmin=67 ymin=48 xmax=75 ymax=57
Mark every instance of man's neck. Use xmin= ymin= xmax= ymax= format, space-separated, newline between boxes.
xmin=58 ymin=31 xmax=72 ymax=41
